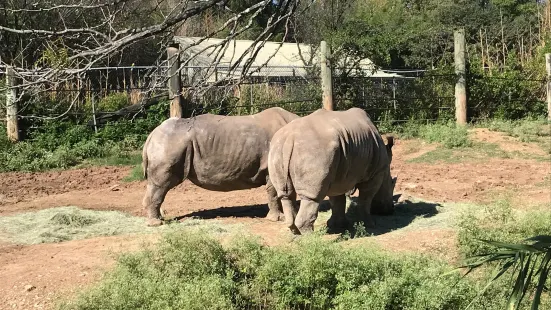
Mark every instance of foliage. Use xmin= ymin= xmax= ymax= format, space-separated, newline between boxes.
xmin=481 ymin=118 xmax=551 ymax=142
xmin=60 ymin=230 xmax=511 ymax=310
xmin=388 ymin=120 xmax=472 ymax=148
xmin=123 ymin=164 xmax=145 ymax=182
xmin=457 ymin=199 xmax=551 ymax=258
xmin=0 ymin=102 xmax=168 ymax=172
xmin=460 ymin=236 xmax=551 ymax=310
xmin=92 ymin=93 xmax=130 ymax=112
xmin=418 ymin=122 xmax=472 ymax=148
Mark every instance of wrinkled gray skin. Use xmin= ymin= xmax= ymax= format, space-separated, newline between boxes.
xmin=268 ymin=108 xmax=396 ymax=235
xmin=142 ymin=107 xmax=299 ymax=226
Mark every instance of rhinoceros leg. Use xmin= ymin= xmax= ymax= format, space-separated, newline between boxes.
xmin=356 ymin=177 xmax=384 ymax=228
xmin=327 ymin=194 xmax=348 ymax=233
xmin=265 ymin=178 xmax=284 ymax=222
xmin=294 ymin=198 xmax=321 ymax=234
xmin=281 ymin=197 xmax=300 ymax=235
xmin=142 ymin=182 xmax=172 ymax=227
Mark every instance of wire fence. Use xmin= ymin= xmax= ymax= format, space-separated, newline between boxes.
xmin=0 ymin=64 xmax=548 ymax=131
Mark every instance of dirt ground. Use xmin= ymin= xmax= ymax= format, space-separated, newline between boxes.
xmin=0 ymin=129 xmax=550 ymax=309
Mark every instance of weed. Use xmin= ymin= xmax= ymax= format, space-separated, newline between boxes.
xmin=405 ymin=142 xmax=550 ymax=164
xmin=418 ymin=122 xmax=472 ymax=148
xmin=59 ymin=230 xmax=515 ymax=310
xmin=391 ymin=120 xmax=472 ymax=148
xmin=123 ymin=164 xmax=145 ymax=182
xmin=457 ymin=199 xmax=551 ymax=258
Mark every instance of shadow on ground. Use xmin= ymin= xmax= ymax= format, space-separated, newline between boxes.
xmin=176 ymin=200 xmax=332 ymax=221
xmin=339 ymin=198 xmax=441 ymax=237
xmin=173 ymin=198 xmax=438 ymax=238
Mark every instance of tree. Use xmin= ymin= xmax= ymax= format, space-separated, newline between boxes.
xmin=0 ymin=0 xmax=301 ymax=101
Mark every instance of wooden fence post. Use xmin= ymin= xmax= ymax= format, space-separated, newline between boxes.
xmin=546 ymin=53 xmax=551 ymax=121
xmin=454 ymin=28 xmax=467 ymax=125
xmin=5 ymin=66 xmax=20 ymax=142
xmin=167 ymin=44 xmax=184 ymax=118
xmin=320 ymin=41 xmax=334 ymax=111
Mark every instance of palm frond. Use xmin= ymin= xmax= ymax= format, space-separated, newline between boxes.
xmin=456 ymin=236 xmax=551 ymax=310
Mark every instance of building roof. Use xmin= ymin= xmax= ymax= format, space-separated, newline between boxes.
xmin=173 ymin=36 xmax=402 ymax=80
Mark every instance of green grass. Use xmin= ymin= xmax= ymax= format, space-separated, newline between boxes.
xmin=478 ymin=118 xmax=551 ymax=153
xmin=457 ymin=199 xmax=551 ymax=258
xmin=84 ymin=153 xmax=142 ymax=167
xmin=0 ymin=107 xmax=166 ymax=172
xmin=408 ymin=141 xmax=550 ymax=164
xmin=408 ymin=142 xmax=508 ymax=163
xmin=0 ymin=207 xmax=235 ymax=245
xmin=123 ymin=163 xmax=145 ymax=182
xmin=58 ymin=230 xmax=517 ymax=310
xmin=392 ymin=121 xmax=472 ymax=148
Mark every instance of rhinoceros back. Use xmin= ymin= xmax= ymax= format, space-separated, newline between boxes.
xmin=269 ymin=108 xmax=389 ymax=200
xmin=143 ymin=107 xmax=298 ymax=192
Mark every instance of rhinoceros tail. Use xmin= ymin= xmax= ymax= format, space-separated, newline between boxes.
xmin=281 ymin=137 xmax=294 ymax=196
xmin=386 ymin=136 xmax=394 ymax=148
xmin=142 ymin=133 xmax=153 ymax=179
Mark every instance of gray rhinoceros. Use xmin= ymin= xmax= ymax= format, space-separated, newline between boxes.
xmin=142 ymin=107 xmax=299 ymax=226
xmin=267 ymin=108 xmax=396 ymax=235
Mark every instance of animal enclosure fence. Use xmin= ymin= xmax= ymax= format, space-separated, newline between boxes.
xmin=1 ymin=62 xmax=548 ymax=138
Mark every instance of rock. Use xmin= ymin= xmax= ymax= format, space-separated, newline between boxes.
xmin=24 ymin=285 xmax=36 ymax=292
xmin=109 ymin=184 xmax=120 ymax=191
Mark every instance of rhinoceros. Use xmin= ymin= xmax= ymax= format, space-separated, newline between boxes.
xmin=142 ymin=107 xmax=299 ymax=226
xmin=267 ymin=108 xmax=396 ymax=235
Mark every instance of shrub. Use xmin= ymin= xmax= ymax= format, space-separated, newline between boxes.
xmin=418 ymin=122 xmax=472 ymax=148
xmin=60 ymin=231 xmax=514 ymax=310
xmin=0 ymin=102 xmax=167 ymax=172
xmin=457 ymin=199 xmax=551 ymax=258
xmin=391 ymin=120 xmax=472 ymax=148
xmin=483 ymin=118 xmax=550 ymax=138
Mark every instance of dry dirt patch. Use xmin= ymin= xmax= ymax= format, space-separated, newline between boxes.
xmin=471 ymin=128 xmax=549 ymax=156
xmin=0 ymin=132 xmax=550 ymax=309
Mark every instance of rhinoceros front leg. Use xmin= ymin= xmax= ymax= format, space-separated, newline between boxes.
xmin=294 ymin=198 xmax=321 ymax=234
xmin=265 ymin=178 xmax=284 ymax=222
xmin=356 ymin=177 xmax=384 ymax=228
xmin=327 ymin=194 xmax=348 ymax=233
xmin=142 ymin=182 xmax=171 ymax=227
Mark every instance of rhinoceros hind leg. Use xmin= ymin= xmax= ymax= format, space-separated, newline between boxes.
xmin=327 ymin=194 xmax=348 ymax=233
xmin=142 ymin=183 xmax=171 ymax=223
xmin=281 ymin=198 xmax=301 ymax=235
xmin=295 ymin=198 xmax=320 ymax=234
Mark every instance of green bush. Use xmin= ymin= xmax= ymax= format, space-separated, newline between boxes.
xmin=482 ymin=118 xmax=550 ymax=143
xmin=0 ymin=101 xmax=168 ymax=172
xmin=418 ymin=122 xmax=472 ymax=148
xmin=457 ymin=199 xmax=551 ymax=258
xmin=87 ymin=92 xmax=129 ymax=112
xmin=390 ymin=120 xmax=472 ymax=148
xmin=60 ymin=231 xmax=513 ymax=310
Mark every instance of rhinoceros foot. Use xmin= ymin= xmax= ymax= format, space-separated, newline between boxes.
xmin=326 ymin=218 xmax=349 ymax=234
xmin=265 ymin=210 xmax=284 ymax=222
xmin=147 ymin=218 xmax=164 ymax=227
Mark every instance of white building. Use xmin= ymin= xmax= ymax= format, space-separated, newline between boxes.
xmin=173 ymin=36 xmax=402 ymax=84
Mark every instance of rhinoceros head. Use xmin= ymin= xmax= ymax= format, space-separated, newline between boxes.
xmin=371 ymin=136 xmax=396 ymax=215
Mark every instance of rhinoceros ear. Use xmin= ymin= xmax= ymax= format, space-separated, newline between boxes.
xmin=391 ymin=176 xmax=397 ymax=187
